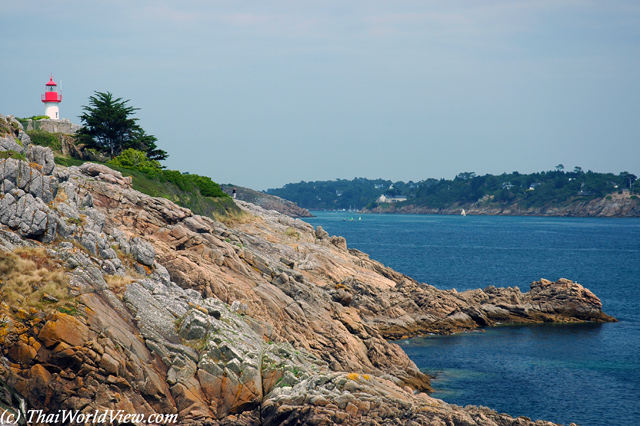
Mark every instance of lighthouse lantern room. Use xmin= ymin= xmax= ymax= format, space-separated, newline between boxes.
xmin=41 ymin=76 xmax=62 ymax=119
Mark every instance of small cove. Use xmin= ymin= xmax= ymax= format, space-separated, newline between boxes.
xmin=304 ymin=212 xmax=640 ymax=426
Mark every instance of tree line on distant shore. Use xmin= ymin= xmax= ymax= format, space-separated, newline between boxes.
xmin=266 ymin=167 xmax=639 ymax=211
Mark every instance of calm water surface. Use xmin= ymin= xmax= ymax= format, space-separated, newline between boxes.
xmin=304 ymin=212 xmax=640 ymax=426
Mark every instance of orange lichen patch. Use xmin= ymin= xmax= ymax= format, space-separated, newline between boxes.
xmin=37 ymin=312 xmax=89 ymax=348
xmin=0 ymin=322 xmax=10 ymax=341
xmin=347 ymin=373 xmax=360 ymax=381
xmin=16 ymin=308 xmax=31 ymax=320
xmin=29 ymin=162 xmax=44 ymax=171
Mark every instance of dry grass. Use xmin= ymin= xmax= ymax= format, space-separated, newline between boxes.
xmin=0 ymin=248 xmax=71 ymax=311
xmin=54 ymin=187 xmax=69 ymax=203
xmin=104 ymin=275 xmax=136 ymax=296
xmin=285 ymin=227 xmax=301 ymax=240
xmin=212 ymin=210 xmax=256 ymax=225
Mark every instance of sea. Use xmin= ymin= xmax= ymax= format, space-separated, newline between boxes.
xmin=303 ymin=212 xmax=640 ymax=426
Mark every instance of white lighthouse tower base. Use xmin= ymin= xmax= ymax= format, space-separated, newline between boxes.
xmin=44 ymin=103 xmax=59 ymax=119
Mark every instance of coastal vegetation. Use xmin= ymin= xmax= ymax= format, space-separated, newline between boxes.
xmin=267 ymin=168 xmax=639 ymax=212
xmin=75 ymin=91 xmax=167 ymax=160
xmin=55 ymin=148 xmax=240 ymax=219
xmin=26 ymin=129 xmax=62 ymax=151
xmin=0 ymin=150 xmax=26 ymax=161
xmin=18 ymin=107 xmax=243 ymax=220
xmin=15 ymin=115 xmax=49 ymax=127
xmin=9 ymin=95 xmax=238 ymax=219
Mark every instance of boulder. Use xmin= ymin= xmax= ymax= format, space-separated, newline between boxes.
xmin=18 ymin=131 xmax=31 ymax=147
xmin=0 ymin=136 xmax=24 ymax=155
xmin=130 ymin=236 xmax=155 ymax=266
xmin=0 ymin=158 xmax=58 ymax=203
xmin=334 ymin=289 xmax=354 ymax=307
xmin=0 ymin=192 xmax=50 ymax=238
xmin=38 ymin=312 xmax=90 ymax=348
xmin=78 ymin=162 xmax=131 ymax=186
xmin=330 ymin=236 xmax=347 ymax=251
xmin=315 ymin=226 xmax=330 ymax=240
xmin=26 ymin=144 xmax=55 ymax=175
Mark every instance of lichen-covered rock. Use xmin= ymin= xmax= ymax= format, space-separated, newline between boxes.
xmin=38 ymin=312 xmax=90 ymax=348
xmin=26 ymin=144 xmax=55 ymax=175
xmin=0 ymin=135 xmax=24 ymax=154
xmin=0 ymin=192 xmax=50 ymax=238
xmin=79 ymin=162 xmax=131 ymax=186
xmin=18 ymin=130 xmax=31 ymax=147
xmin=131 ymin=236 xmax=155 ymax=266
xmin=0 ymin=157 xmax=58 ymax=203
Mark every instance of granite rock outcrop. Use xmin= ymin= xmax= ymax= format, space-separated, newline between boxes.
xmin=228 ymin=185 xmax=312 ymax=218
xmin=0 ymin=146 xmax=611 ymax=425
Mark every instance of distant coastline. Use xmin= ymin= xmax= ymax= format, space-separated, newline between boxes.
xmin=267 ymin=173 xmax=640 ymax=218
xmin=364 ymin=192 xmax=640 ymax=218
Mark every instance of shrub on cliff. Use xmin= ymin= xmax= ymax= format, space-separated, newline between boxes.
xmin=27 ymin=129 xmax=62 ymax=151
xmin=109 ymin=148 xmax=162 ymax=177
xmin=108 ymin=149 xmax=229 ymax=202
xmin=15 ymin=115 xmax=49 ymax=128
xmin=160 ymin=170 xmax=228 ymax=198
xmin=0 ymin=150 xmax=26 ymax=161
xmin=187 ymin=174 xmax=227 ymax=198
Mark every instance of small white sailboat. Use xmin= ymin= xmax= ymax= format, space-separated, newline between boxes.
xmin=461 ymin=209 xmax=466 ymax=216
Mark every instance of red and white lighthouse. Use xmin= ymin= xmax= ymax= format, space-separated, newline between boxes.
xmin=41 ymin=76 xmax=62 ymax=119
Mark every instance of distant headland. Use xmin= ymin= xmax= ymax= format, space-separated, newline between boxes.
xmin=267 ymin=171 xmax=640 ymax=217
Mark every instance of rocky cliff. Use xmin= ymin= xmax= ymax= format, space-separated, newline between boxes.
xmin=0 ymin=113 xmax=611 ymax=425
xmin=225 ymin=185 xmax=312 ymax=218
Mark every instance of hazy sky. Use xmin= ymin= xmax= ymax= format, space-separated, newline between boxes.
xmin=2 ymin=1 xmax=639 ymax=190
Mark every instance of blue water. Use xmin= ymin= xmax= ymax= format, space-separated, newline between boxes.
xmin=303 ymin=212 xmax=640 ymax=426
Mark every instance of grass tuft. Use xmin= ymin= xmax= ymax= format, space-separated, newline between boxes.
xmin=105 ymin=275 xmax=135 ymax=296
xmin=0 ymin=150 xmax=26 ymax=161
xmin=0 ymin=248 xmax=71 ymax=311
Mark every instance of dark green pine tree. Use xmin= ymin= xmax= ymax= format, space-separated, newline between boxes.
xmin=126 ymin=128 xmax=168 ymax=161
xmin=77 ymin=91 xmax=167 ymax=161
